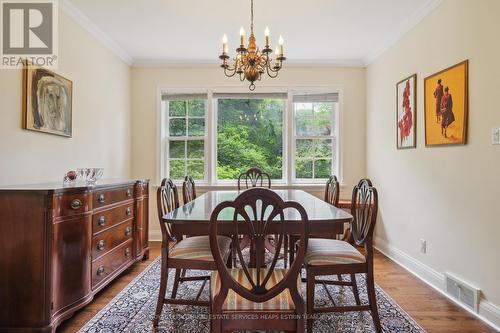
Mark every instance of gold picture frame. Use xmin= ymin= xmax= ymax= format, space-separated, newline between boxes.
xmin=23 ymin=63 xmax=73 ymax=137
xmin=424 ymin=60 xmax=468 ymax=146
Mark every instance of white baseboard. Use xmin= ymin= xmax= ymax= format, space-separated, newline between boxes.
xmin=374 ymin=237 xmax=500 ymax=332
xmin=149 ymin=229 xmax=162 ymax=242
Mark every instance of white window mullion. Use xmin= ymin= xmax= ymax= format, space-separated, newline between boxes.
xmin=286 ymin=89 xmax=293 ymax=185
xmin=209 ymin=91 xmax=217 ymax=185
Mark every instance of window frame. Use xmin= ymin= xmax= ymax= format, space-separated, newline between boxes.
xmin=213 ymin=94 xmax=288 ymax=185
xmin=162 ymin=95 xmax=210 ymax=184
xmin=291 ymin=97 xmax=340 ymax=184
xmin=158 ymin=86 xmax=342 ymax=187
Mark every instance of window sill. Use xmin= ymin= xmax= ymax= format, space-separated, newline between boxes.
xmin=190 ymin=183 xmax=347 ymax=191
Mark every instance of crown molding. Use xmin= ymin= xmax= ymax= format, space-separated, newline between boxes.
xmin=60 ymin=0 xmax=133 ymax=65
xmin=132 ymin=58 xmax=365 ymax=68
xmin=362 ymin=0 xmax=442 ymax=66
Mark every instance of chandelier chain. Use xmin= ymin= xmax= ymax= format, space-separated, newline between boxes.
xmin=250 ymin=0 xmax=254 ymax=34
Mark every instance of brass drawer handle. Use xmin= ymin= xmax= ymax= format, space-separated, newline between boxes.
xmin=98 ymin=216 xmax=106 ymax=226
xmin=98 ymin=194 xmax=105 ymax=203
xmin=125 ymin=248 xmax=131 ymax=257
xmin=97 ymin=266 xmax=105 ymax=276
xmin=126 ymin=189 xmax=132 ymax=197
xmin=126 ymin=207 xmax=132 ymax=216
xmin=125 ymin=226 xmax=132 ymax=237
xmin=97 ymin=240 xmax=105 ymax=251
xmin=70 ymin=199 xmax=82 ymax=210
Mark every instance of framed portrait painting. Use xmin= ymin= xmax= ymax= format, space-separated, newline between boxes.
xmin=424 ymin=60 xmax=468 ymax=146
xmin=23 ymin=64 xmax=73 ymax=137
xmin=396 ymin=74 xmax=417 ymax=149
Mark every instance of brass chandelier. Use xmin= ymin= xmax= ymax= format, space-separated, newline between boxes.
xmin=219 ymin=0 xmax=286 ymax=91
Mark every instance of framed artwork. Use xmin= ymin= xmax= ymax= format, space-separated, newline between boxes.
xmin=396 ymin=74 xmax=417 ymax=149
xmin=424 ymin=60 xmax=468 ymax=146
xmin=23 ymin=64 xmax=73 ymax=137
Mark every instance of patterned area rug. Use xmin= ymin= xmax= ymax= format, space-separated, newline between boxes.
xmin=78 ymin=257 xmax=426 ymax=333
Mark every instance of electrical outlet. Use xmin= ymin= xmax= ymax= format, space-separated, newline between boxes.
xmin=492 ymin=128 xmax=500 ymax=145
xmin=420 ymin=239 xmax=427 ymax=254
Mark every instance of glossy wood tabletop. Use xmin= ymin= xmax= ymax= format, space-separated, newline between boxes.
xmin=163 ymin=190 xmax=353 ymax=236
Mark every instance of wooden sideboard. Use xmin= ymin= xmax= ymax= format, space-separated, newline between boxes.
xmin=0 ymin=179 xmax=149 ymax=332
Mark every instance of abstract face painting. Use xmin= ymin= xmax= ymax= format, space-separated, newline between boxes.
xmin=23 ymin=65 xmax=73 ymax=137
xmin=396 ymin=74 xmax=417 ymax=149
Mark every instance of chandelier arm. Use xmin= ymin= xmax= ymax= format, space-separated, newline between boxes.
xmin=223 ymin=65 xmax=238 ymax=78
xmin=265 ymin=60 xmax=281 ymax=77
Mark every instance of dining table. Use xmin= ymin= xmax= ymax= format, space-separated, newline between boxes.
xmin=162 ymin=189 xmax=353 ymax=266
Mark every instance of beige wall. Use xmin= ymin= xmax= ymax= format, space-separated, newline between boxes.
xmin=131 ymin=66 xmax=367 ymax=239
xmin=366 ymin=0 xmax=500 ymax=321
xmin=0 ymin=11 xmax=131 ymax=185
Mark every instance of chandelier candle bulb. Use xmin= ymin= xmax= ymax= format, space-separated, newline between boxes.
xmin=278 ymin=35 xmax=284 ymax=55
xmin=240 ymin=27 xmax=245 ymax=45
xmin=222 ymin=34 xmax=228 ymax=54
xmin=264 ymin=27 xmax=270 ymax=46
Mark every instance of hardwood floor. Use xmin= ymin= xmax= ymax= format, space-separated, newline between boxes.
xmin=58 ymin=242 xmax=497 ymax=333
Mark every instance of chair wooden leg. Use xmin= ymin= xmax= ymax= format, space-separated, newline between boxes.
xmin=289 ymin=235 xmax=297 ymax=264
xmin=153 ymin=253 xmax=169 ymax=327
xmin=171 ymin=268 xmax=182 ymax=299
xmin=306 ymin=266 xmax=315 ymax=333
xmin=351 ymin=273 xmax=361 ymax=306
xmin=226 ymin=247 xmax=233 ymax=268
xmin=366 ymin=271 xmax=382 ymax=333
xmin=284 ymin=235 xmax=289 ymax=268
xmin=232 ymin=239 xmax=238 ymax=267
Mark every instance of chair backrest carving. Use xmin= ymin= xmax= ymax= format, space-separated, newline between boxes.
xmin=237 ymin=168 xmax=271 ymax=190
xmin=209 ymin=188 xmax=307 ymax=305
xmin=350 ymin=179 xmax=378 ymax=249
xmin=324 ymin=175 xmax=340 ymax=207
xmin=182 ymin=175 xmax=197 ymax=204
xmin=156 ymin=179 xmax=180 ymax=241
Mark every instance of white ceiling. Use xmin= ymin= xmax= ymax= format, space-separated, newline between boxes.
xmin=64 ymin=0 xmax=441 ymax=66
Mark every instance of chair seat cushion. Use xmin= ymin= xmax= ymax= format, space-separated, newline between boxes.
xmin=211 ymin=268 xmax=300 ymax=311
xmin=170 ymin=235 xmax=231 ymax=261
xmin=305 ymin=239 xmax=365 ymax=266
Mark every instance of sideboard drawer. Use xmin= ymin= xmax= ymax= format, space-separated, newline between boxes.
xmin=92 ymin=202 xmax=133 ymax=235
xmin=91 ymin=220 xmax=133 ymax=260
xmin=91 ymin=239 xmax=133 ymax=288
xmin=94 ymin=186 xmax=134 ymax=209
xmin=53 ymin=192 xmax=92 ymax=218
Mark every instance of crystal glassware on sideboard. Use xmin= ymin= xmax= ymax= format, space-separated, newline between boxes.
xmin=76 ymin=168 xmax=104 ymax=184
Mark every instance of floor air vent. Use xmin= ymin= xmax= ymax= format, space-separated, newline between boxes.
xmin=444 ymin=273 xmax=480 ymax=313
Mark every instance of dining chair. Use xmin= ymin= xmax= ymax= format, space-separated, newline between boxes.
xmin=182 ymin=175 xmax=197 ymax=204
xmin=324 ymin=175 xmax=340 ymax=207
xmin=237 ymin=167 xmax=271 ymax=190
xmin=304 ymin=179 xmax=382 ymax=333
xmin=153 ymin=179 xmax=232 ymax=327
xmin=209 ymin=188 xmax=308 ymax=333
xmin=236 ymin=168 xmax=287 ymax=266
xmin=289 ymin=175 xmax=341 ymax=263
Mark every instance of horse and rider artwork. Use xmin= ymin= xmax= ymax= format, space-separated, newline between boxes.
xmin=424 ymin=60 xmax=468 ymax=146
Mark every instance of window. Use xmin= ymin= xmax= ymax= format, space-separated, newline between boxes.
xmin=164 ymin=94 xmax=207 ymax=181
xmin=161 ymin=90 xmax=340 ymax=185
xmin=293 ymin=93 xmax=338 ymax=181
xmin=215 ymin=94 xmax=286 ymax=181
